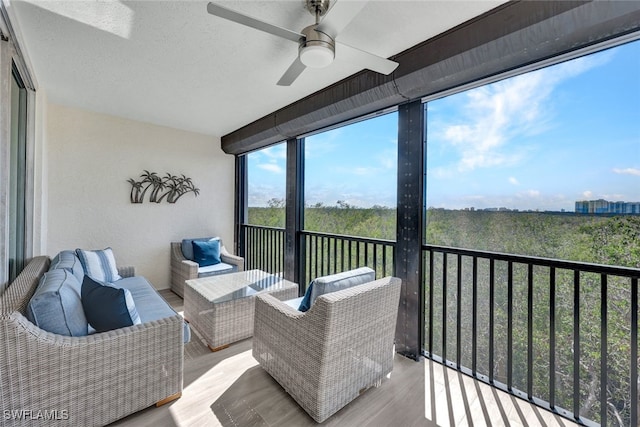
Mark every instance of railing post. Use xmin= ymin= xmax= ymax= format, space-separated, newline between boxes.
xmin=394 ymin=100 xmax=425 ymax=360
xmin=285 ymin=137 xmax=304 ymax=292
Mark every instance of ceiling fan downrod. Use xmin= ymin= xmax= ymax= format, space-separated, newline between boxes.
xmin=300 ymin=0 xmax=335 ymax=68
xmin=306 ymin=0 xmax=331 ymax=22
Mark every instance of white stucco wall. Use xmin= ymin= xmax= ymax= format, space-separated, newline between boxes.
xmin=46 ymin=103 xmax=235 ymax=289
xmin=32 ymin=88 xmax=47 ymax=256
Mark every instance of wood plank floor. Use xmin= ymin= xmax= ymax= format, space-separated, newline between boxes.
xmin=110 ymin=290 xmax=581 ymax=427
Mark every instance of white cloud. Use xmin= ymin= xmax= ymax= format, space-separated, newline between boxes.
xmin=258 ymin=163 xmax=284 ymax=174
xmin=437 ymin=53 xmax=609 ymax=172
xmin=583 ymin=190 xmax=593 ymax=198
xmin=613 ymin=167 xmax=640 ymax=176
xmin=508 ymin=177 xmax=519 ymax=185
xmin=353 ymin=167 xmax=373 ymax=176
xmin=260 ymin=145 xmax=286 ymax=160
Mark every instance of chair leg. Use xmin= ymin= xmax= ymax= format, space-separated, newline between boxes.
xmin=156 ymin=392 xmax=181 ymax=407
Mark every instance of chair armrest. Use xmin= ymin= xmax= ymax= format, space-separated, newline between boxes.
xmin=117 ymin=265 xmax=136 ymax=278
xmin=171 ymin=242 xmax=197 ymax=297
xmin=2 ymin=312 xmax=183 ymax=426
xmin=220 ymin=247 xmax=244 ymax=271
xmin=253 ymin=293 xmax=325 ymax=362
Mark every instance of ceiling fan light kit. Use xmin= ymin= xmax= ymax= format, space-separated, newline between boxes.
xmin=206 ymin=0 xmax=398 ymax=85
xmin=299 ymin=25 xmax=335 ymax=68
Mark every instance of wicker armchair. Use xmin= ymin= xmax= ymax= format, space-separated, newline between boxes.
xmin=252 ymin=276 xmax=402 ymax=423
xmin=170 ymin=240 xmax=244 ymax=298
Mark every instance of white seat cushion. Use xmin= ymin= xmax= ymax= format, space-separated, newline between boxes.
xmin=283 ymin=296 xmax=304 ymax=310
xmin=197 ymin=262 xmax=235 ymax=277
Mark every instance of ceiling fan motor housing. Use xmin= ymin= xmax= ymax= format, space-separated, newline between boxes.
xmin=306 ymin=0 xmax=331 ymax=18
xmin=299 ymin=24 xmax=335 ymax=68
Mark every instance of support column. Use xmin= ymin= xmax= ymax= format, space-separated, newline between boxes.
xmin=234 ymin=155 xmax=247 ymax=258
xmin=394 ymin=100 xmax=425 ymax=360
xmin=285 ymin=138 xmax=304 ymax=290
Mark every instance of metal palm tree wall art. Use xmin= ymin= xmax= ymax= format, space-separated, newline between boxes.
xmin=127 ymin=170 xmax=200 ymax=203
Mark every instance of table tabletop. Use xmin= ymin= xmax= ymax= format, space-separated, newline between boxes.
xmin=186 ymin=269 xmax=297 ymax=304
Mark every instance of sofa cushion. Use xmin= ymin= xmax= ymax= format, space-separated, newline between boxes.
xmin=81 ymin=276 xmax=141 ymax=332
xmin=197 ymin=262 xmax=236 ymax=277
xmin=49 ymin=250 xmax=84 ymax=283
xmin=26 ymin=269 xmax=88 ymax=336
xmin=116 ymin=276 xmax=191 ymax=343
xmin=192 ymin=239 xmax=221 ymax=266
xmin=181 ymin=236 xmax=216 ymax=261
xmin=298 ymin=267 xmax=376 ymax=312
xmin=76 ymin=247 xmax=122 ymax=282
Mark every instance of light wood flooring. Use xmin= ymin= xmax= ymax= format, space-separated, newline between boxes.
xmin=110 ymin=290 xmax=581 ymax=427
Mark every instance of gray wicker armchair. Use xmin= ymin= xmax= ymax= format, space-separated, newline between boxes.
xmin=252 ymin=276 xmax=402 ymax=423
xmin=170 ymin=240 xmax=244 ymax=298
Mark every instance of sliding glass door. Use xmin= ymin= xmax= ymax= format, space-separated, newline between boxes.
xmin=8 ymin=63 xmax=27 ymax=282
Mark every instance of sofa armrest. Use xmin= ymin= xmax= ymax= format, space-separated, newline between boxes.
xmin=117 ymin=265 xmax=136 ymax=278
xmin=2 ymin=312 xmax=183 ymax=427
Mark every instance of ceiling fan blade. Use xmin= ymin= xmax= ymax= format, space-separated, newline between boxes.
xmin=277 ymin=57 xmax=307 ymax=86
xmin=336 ymin=41 xmax=398 ymax=75
xmin=317 ymin=0 xmax=369 ymax=37
xmin=206 ymin=2 xmax=303 ymax=43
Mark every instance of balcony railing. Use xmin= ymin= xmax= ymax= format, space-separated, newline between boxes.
xmin=424 ymin=244 xmax=639 ymax=427
xmin=300 ymin=230 xmax=395 ymax=288
xmin=242 ymin=224 xmax=285 ymax=276
xmin=241 ymin=224 xmax=395 ymax=291
xmin=240 ymin=224 xmax=638 ymax=426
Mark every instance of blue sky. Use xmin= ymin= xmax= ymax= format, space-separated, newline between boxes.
xmin=248 ymin=39 xmax=640 ymax=210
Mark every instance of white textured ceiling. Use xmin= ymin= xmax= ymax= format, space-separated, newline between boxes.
xmin=8 ymin=0 xmax=506 ymax=137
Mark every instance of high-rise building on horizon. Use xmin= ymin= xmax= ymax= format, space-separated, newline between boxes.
xmin=575 ymin=199 xmax=640 ymax=214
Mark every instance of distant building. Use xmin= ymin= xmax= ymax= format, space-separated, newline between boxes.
xmin=575 ymin=199 xmax=640 ymax=214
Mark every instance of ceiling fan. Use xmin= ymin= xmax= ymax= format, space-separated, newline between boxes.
xmin=206 ymin=0 xmax=399 ymax=86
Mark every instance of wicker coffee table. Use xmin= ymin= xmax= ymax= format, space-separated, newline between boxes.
xmin=184 ymin=269 xmax=298 ymax=351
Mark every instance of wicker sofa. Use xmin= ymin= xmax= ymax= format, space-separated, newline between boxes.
xmin=252 ymin=274 xmax=402 ymax=423
xmin=0 ymin=256 xmax=184 ymax=427
xmin=170 ymin=238 xmax=244 ymax=297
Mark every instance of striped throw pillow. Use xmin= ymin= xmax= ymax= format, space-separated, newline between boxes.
xmin=76 ymin=247 xmax=122 ymax=282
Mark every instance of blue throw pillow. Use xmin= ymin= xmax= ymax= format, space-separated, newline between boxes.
xmin=81 ymin=276 xmax=141 ymax=332
xmin=192 ymin=239 xmax=221 ymax=267
xmin=181 ymin=237 xmax=216 ymax=261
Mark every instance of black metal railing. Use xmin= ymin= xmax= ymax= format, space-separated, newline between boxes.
xmin=301 ymin=230 xmax=395 ymax=289
xmin=241 ymin=224 xmax=638 ymax=425
xmin=242 ymin=224 xmax=285 ymax=276
xmin=423 ymin=244 xmax=639 ymax=427
xmin=241 ymin=224 xmax=395 ymax=292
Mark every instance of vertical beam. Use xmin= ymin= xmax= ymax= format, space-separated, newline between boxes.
xmin=472 ymin=256 xmax=478 ymax=374
xmin=285 ymin=137 xmax=304 ymax=289
xmin=573 ymin=270 xmax=581 ymax=420
xmin=600 ymin=274 xmax=608 ymax=426
xmin=0 ymin=37 xmax=12 ymax=289
xmin=489 ymin=258 xmax=495 ymax=383
xmin=527 ymin=263 xmax=534 ymax=400
xmin=234 ymin=155 xmax=247 ymax=258
xmin=507 ymin=261 xmax=513 ymax=390
xmin=631 ymin=277 xmax=638 ymax=427
xmin=394 ymin=99 xmax=425 ymax=360
xmin=550 ymin=267 xmax=556 ymax=409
